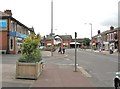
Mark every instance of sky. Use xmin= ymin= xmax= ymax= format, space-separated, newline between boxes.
xmin=0 ymin=0 xmax=119 ymax=38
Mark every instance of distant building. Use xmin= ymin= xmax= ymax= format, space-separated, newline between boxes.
xmin=0 ymin=10 xmax=35 ymax=54
xmin=71 ymin=38 xmax=86 ymax=48
xmin=44 ymin=35 xmax=72 ymax=48
xmin=92 ymin=26 xmax=118 ymax=51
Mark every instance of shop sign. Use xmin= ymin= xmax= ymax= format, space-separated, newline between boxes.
xmin=9 ymin=32 xmax=27 ymax=39
xmin=0 ymin=20 xmax=7 ymax=28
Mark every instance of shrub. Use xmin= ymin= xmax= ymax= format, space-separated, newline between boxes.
xmin=18 ymin=34 xmax=42 ymax=63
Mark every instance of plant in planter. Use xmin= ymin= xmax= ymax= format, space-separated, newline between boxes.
xmin=16 ymin=34 xmax=43 ymax=80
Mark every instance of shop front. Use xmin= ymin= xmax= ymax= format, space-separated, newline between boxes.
xmin=9 ymin=31 xmax=27 ymax=54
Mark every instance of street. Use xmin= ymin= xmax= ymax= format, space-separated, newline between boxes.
xmin=1 ymin=49 xmax=118 ymax=87
xmin=43 ymin=49 xmax=118 ymax=87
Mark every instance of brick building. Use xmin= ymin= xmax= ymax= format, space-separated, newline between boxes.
xmin=0 ymin=10 xmax=35 ymax=54
xmin=92 ymin=26 xmax=119 ymax=51
xmin=44 ymin=35 xmax=72 ymax=48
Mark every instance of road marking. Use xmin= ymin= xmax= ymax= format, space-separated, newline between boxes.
xmin=58 ymin=64 xmax=79 ymax=66
xmin=77 ymin=66 xmax=92 ymax=78
xmin=65 ymin=58 xmax=70 ymax=60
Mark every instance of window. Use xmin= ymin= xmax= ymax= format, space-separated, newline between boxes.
xmin=9 ymin=37 xmax=14 ymax=51
xmin=11 ymin=39 xmax=13 ymax=49
xmin=10 ymin=21 xmax=16 ymax=32
xmin=114 ymin=33 xmax=117 ymax=40
xmin=0 ymin=20 xmax=7 ymax=28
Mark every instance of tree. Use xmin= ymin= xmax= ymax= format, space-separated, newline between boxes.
xmin=19 ymin=33 xmax=41 ymax=63
xmin=82 ymin=38 xmax=90 ymax=46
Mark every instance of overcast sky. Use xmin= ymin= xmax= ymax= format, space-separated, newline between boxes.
xmin=0 ymin=0 xmax=119 ymax=38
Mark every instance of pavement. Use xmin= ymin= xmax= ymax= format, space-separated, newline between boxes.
xmin=1 ymin=49 xmax=118 ymax=88
xmin=81 ymin=49 xmax=119 ymax=56
xmin=31 ymin=51 xmax=94 ymax=87
xmin=31 ymin=64 xmax=93 ymax=87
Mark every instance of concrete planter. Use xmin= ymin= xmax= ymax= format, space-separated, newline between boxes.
xmin=16 ymin=61 xmax=44 ymax=80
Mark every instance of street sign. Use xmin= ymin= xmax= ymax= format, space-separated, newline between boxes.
xmin=75 ymin=32 xmax=77 ymax=38
xmin=74 ymin=32 xmax=77 ymax=72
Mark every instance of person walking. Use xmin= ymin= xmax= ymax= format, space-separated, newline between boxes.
xmin=110 ymin=44 xmax=113 ymax=54
xmin=62 ymin=48 xmax=65 ymax=54
xmin=58 ymin=47 xmax=62 ymax=53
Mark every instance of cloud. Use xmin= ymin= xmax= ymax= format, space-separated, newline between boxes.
xmin=100 ymin=13 xmax=118 ymax=27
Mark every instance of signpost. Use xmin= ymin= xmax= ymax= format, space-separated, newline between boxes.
xmin=74 ymin=32 xmax=77 ymax=72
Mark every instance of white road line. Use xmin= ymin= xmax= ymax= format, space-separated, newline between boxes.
xmin=58 ymin=64 xmax=79 ymax=66
xmin=77 ymin=66 xmax=92 ymax=78
xmin=65 ymin=58 xmax=70 ymax=60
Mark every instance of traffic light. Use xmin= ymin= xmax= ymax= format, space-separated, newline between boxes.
xmin=75 ymin=32 xmax=77 ymax=38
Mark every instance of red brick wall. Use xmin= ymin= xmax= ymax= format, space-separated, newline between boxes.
xmin=46 ymin=40 xmax=52 ymax=47
xmin=1 ymin=31 xmax=8 ymax=50
xmin=63 ymin=40 xmax=71 ymax=48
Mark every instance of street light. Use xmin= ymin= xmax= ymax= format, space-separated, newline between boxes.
xmin=51 ymin=0 xmax=53 ymax=56
xmin=84 ymin=23 xmax=92 ymax=50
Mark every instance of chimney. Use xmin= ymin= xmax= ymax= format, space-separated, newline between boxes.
xmin=4 ymin=10 xmax=12 ymax=16
xmin=98 ymin=30 xmax=100 ymax=34
xmin=110 ymin=26 xmax=114 ymax=30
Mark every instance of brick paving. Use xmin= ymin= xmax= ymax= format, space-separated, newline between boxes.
xmin=31 ymin=64 xmax=93 ymax=87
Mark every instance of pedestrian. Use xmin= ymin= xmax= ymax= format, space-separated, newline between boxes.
xmin=62 ymin=48 xmax=65 ymax=54
xmin=58 ymin=47 xmax=61 ymax=53
xmin=110 ymin=45 xmax=113 ymax=54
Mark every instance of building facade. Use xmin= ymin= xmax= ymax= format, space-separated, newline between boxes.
xmin=0 ymin=10 xmax=35 ymax=54
xmin=92 ymin=26 xmax=118 ymax=51
xmin=44 ymin=35 xmax=72 ymax=48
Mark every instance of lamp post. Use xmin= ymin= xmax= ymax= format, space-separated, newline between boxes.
xmin=84 ymin=23 xmax=92 ymax=51
xmin=89 ymin=23 xmax=92 ymax=41
xmin=51 ymin=0 xmax=53 ymax=56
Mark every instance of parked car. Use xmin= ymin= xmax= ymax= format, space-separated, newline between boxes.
xmin=114 ymin=72 xmax=120 ymax=89
xmin=39 ymin=46 xmax=46 ymax=50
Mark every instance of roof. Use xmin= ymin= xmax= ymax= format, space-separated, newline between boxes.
xmin=70 ymin=42 xmax=80 ymax=44
xmin=45 ymin=35 xmax=72 ymax=41
xmin=0 ymin=11 xmax=10 ymax=16
xmin=29 ymin=27 xmax=35 ymax=33
xmin=93 ymin=27 xmax=120 ymax=38
xmin=56 ymin=35 xmax=72 ymax=40
xmin=72 ymin=38 xmax=90 ymax=43
xmin=0 ymin=11 xmax=33 ymax=32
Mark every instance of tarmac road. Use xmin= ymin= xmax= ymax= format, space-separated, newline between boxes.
xmin=65 ymin=49 xmax=118 ymax=87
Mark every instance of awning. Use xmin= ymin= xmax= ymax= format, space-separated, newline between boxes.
xmin=17 ymin=38 xmax=22 ymax=41
xmin=70 ymin=42 xmax=80 ymax=45
xmin=63 ymin=43 xmax=68 ymax=45
xmin=92 ymin=43 xmax=96 ymax=45
xmin=9 ymin=32 xmax=27 ymax=39
xmin=47 ymin=43 xmax=51 ymax=46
